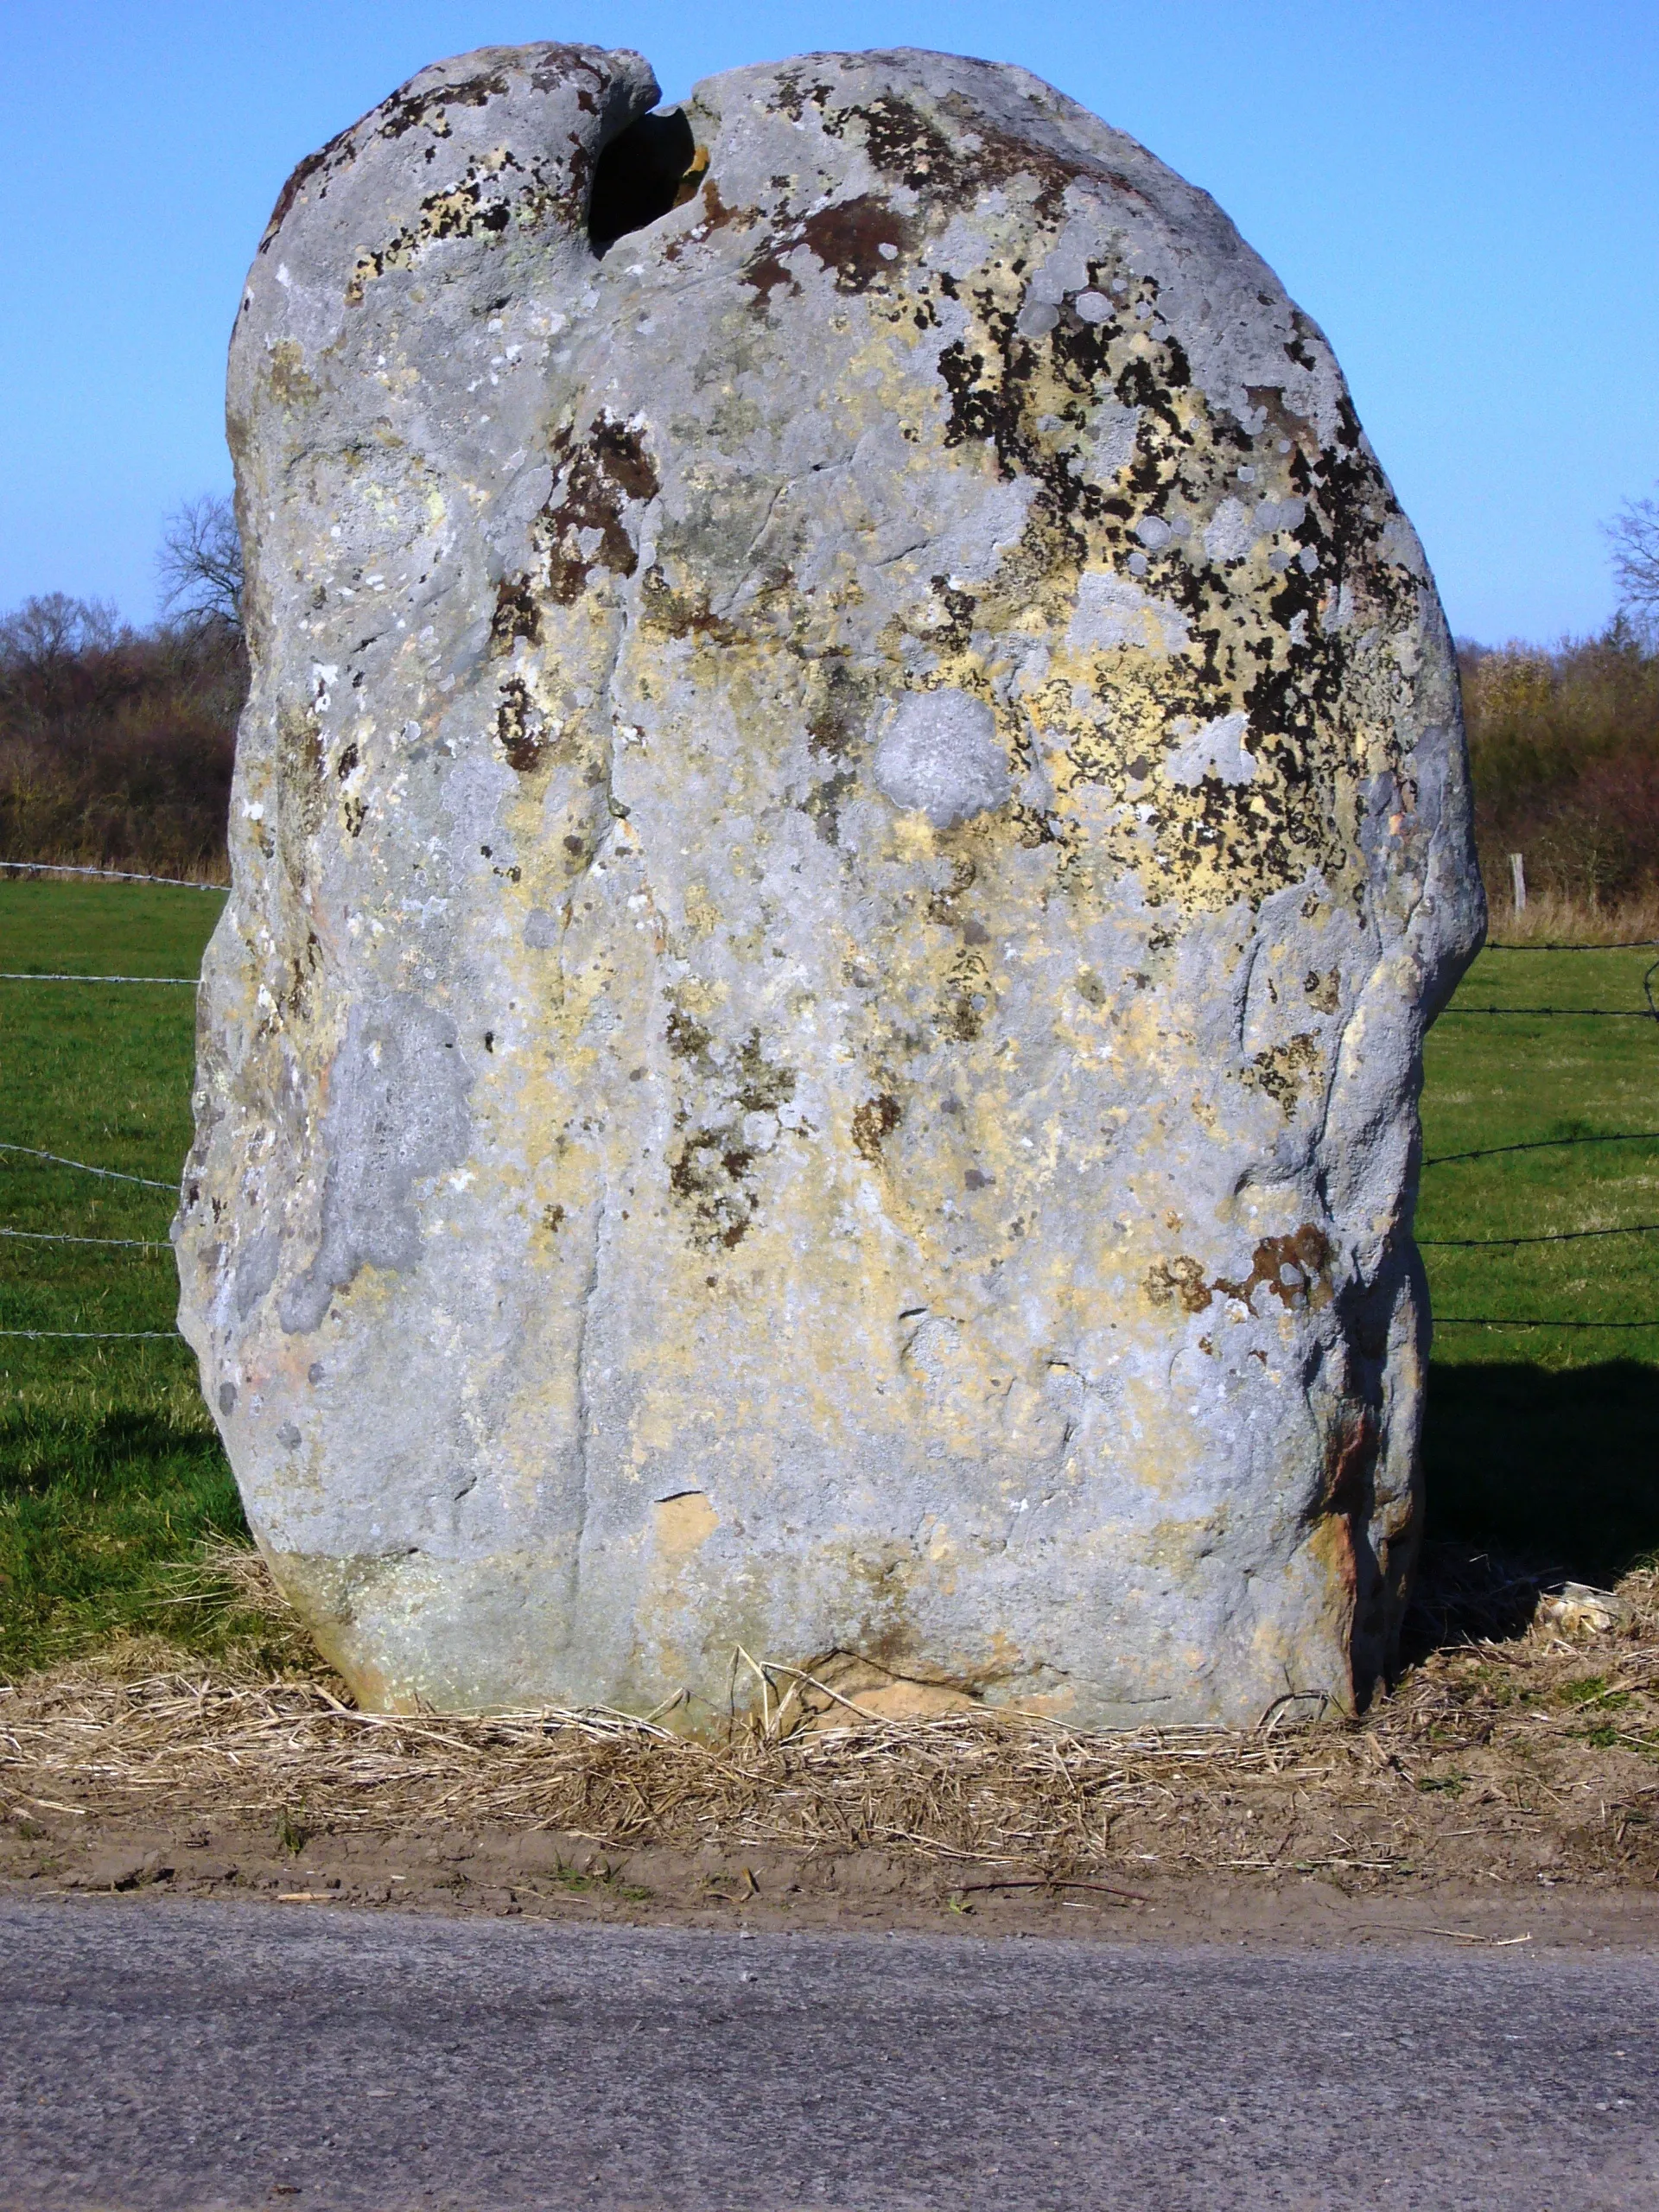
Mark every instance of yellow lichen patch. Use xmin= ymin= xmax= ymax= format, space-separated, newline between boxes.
xmin=828 ymin=232 xmax=1434 ymax=925
xmin=344 ymin=149 xmax=558 ymax=306
xmin=266 ymin=341 xmax=319 ymax=410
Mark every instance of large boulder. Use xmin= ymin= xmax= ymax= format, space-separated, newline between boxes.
xmin=176 ymin=44 xmax=1484 ymax=1726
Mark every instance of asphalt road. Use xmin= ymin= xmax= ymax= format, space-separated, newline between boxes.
xmin=2 ymin=1899 xmax=1656 ymax=2210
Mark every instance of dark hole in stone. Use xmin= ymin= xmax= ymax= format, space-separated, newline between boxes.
xmin=589 ymin=108 xmax=698 ymax=250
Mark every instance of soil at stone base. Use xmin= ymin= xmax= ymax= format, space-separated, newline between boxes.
xmin=5 ymin=1821 xmax=1659 ymax=1955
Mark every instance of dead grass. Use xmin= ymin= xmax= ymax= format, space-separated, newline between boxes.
xmin=1484 ymin=887 xmax=1659 ymax=945
xmin=4 ymin=1547 xmax=1659 ymax=1890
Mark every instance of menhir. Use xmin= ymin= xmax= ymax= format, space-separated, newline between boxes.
xmin=176 ymin=43 xmax=1484 ymax=1726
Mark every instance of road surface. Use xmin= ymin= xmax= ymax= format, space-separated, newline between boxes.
xmin=2 ymin=1898 xmax=1655 ymax=2209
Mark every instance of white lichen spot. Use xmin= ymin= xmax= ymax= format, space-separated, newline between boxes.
xmin=1164 ymin=712 xmax=1257 ymax=788
xmin=1066 ymin=574 xmax=1190 ymax=658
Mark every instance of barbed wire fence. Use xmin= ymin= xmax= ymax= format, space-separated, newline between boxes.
xmin=0 ymin=864 xmax=222 ymax=1338
xmin=1419 ymin=938 xmax=1659 ymax=1330
xmin=2 ymin=872 xmax=1656 ymax=1341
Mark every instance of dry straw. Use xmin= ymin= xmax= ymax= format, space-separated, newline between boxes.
xmin=4 ymin=1549 xmax=1658 ymax=1883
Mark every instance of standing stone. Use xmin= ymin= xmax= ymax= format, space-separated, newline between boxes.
xmin=175 ymin=44 xmax=1484 ymax=1726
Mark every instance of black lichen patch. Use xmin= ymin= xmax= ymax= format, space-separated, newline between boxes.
xmin=490 ymin=575 xmax=541 ymax=652
xmin=805 ymin=654 xmax=871 ymax=759
xmin=925 ymin=858 xmax=979 ymax=925
xmin=665 ymin=1028 xmax=797 ymax=1252
xmin=665 ymin=1000 xmax=714 ymax=1064
xmin=844 ymin=94 xmax=961 ymax=194
xmin=588 ymin=107 xmax=699 ymax=248
xmin=938 ymin=948 xmax=993 ymax=1043
xmin=276 ymin=929 xmax=325 ymax=1026
xmin=343 ymin=149 xmax=572 ymax=304
xmin=816 ymin=86 xmax=1096 ymax=222
xmin=375 ymin=68 xmax=511 ymax=142
xmin=533 ymin=414 xmax=659 ymax=604
xmin=494 ymin=678 xmax=546 ymax=772
xmin=669 ymin=1134 xmax=755 ymax=1249
xmin=1243 ymin=1033 xmax=1322 ymax=1115
xmin=800 ymin=766 xmax=857 ymax=844
xmin=639 ymin=563 xmax=739 ymax=644
xmin=1144 ymin=1254 xmax=1211 ymax=1314
xmin=734 ymin=1030 xmax=797 ymax=1114
xmin=852 ymin=1092 xmax=903 ymax=1161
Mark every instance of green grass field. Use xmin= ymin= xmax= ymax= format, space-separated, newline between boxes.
xmin=1419 ymin=938 xmax=1659 ymax=1580
xmin=2 ymin=876 xmax=1656 ymax=1679
xmin=0 ymin=879 xmax=251 ymax=1673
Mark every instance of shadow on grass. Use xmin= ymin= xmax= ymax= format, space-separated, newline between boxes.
xmin=1422 ymin=1358 xmax=1659 ymax=1586
xmin=0 ymin=1405 xmax=250 ymax=1676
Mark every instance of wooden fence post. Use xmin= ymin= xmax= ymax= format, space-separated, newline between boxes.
xmin=1509 ymin=853 xmax=1527 ymax=912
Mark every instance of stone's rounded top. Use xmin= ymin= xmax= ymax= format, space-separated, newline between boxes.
xmin=873 ymin=691 xmax=1010 ymax=829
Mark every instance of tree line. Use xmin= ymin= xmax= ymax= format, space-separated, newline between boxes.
xmin=0 ymin=501 xmax=243 ymax=882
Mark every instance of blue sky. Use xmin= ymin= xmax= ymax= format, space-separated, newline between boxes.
xmin=3 ymin=1 xmax=1655 ymax=642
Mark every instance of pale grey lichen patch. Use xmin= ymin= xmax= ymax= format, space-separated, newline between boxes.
xmin=233 ymin=1230 xmax=280 ymax=1320
xmin=1065 ymin=574 xmax=1190 ymax=658
xmin=1204 ymin=498 xmax=1258 ymax=563
xmin=874 ymin=690 xmax=1010 ymax=828
xmin=1164 ymin=712 xmax=1257 ymax=789
xmin=279 ymin=998 xmax=474 ymax=1336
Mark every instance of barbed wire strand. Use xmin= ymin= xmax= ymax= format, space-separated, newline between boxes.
xmin=1440 ymin=1006 xmax=1654 ymax=1018
xmin=0 ymin=972 xmax=197 ymax=986
xmin=0 ymin=1143 xmax=175 ymax=1192
xmin=0 ymin=1227 xmax=170 ymax=1249
xmin=1436 ymin=1316 xmax=1659 ymax=1330
xmin=1468 ymin=946 xmax=1659 ymax=1021
xmin=1421 ymin=1223 xmax=1659 ymax=1248
xmin=0 ymin=1329 xmax=180 ymax=1341
xmin=1425 ymin=1131 xmax=1659 ymax=1168
xmin=0 ymin=861 xmax=226 ymax=892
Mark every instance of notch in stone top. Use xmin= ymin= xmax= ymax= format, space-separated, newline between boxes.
xmin=589 ymin=107 xmax=704 ymax=250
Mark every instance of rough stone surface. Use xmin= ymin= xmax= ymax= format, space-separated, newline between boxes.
xmin=175 ymin=43 xmax=1484 ymax=1726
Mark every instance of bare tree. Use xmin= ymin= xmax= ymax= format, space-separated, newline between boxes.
xmin=1609 ymin=488 xmax=1659 ymax=634
xmin=0 ymin=593 xmax=124 ymax=671
xmin=158 ymin=494 xmax=243 ymax=632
